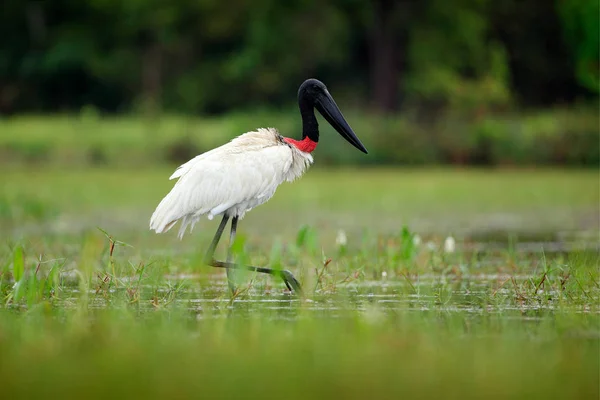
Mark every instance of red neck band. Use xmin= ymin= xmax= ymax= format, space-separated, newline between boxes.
xmin=283 ymin=136 xmax=318 ymax=153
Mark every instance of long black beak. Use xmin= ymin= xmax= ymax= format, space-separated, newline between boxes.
xmin=315 ymin=91 xmax=368 ymax=154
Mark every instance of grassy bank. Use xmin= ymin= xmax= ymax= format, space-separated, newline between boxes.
xmin=0 ymin=107 xmax=598 ymax=167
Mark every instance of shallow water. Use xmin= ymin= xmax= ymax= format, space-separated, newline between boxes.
xmin=54 ymin=266 xmax=598 ymax=323
xmin=6 ymin=231 xmax=599 ymax=321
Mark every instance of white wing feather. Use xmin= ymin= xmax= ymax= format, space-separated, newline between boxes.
xmin=149 ymin=129 xmax=310 ymax=239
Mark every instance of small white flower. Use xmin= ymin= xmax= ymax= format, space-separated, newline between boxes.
xmin=335 ymin=229 xmax=347 ymax=247
xmin=412 ymin=234 xmax=421 ymax=247
xmin=382 ymin=271 xmax=388 ymax=278
xmin=426 ymin=241 xmax=437 ymax=252
xmin=444 ymin=236 xmax=456 ymax=253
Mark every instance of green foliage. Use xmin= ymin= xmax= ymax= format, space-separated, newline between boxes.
xmin=557 ymin=0 xmax=600 ymax=92
xmin=405 ymin=0 xmax=512 ymax=113
xmin=12 ymin=246 xmax=24 ymax=283
xmin=296 ymin=225 xmax=318 ymax=250
xmin=0 ymin=109 xmax=596 ymax=167
xmin=0 ymin=0 xmax=595 ymax=114
xmin=4 ymin=246 xmax=63 ymax=307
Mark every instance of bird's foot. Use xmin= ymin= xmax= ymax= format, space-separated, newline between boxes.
xmin=206 ymin=258 xmax=303 ymax=296
xmin=280 ymin=270 xmax=303 ymax=296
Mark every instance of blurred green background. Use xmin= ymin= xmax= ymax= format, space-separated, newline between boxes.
xmin=0 ymin=3 xmax=599 ymax=399
xmin=1 ymin=0 xmax=598 ymax=166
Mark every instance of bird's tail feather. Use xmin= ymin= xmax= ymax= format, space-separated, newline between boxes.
xmin=149 ymin=189 xmax=202 ymax=240
xmin=149 ymin=191 xmax=182 ymax=235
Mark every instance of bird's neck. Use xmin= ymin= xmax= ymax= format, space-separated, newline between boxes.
xmin=288 ymin=101 xmax=318 ymax=152
xmin=284 ymin=136 xmax=318 ymax=153
xmin=299 ymin=92 xmax=319 ymax=144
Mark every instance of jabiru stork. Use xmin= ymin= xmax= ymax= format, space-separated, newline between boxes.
xmin=150 ymin=79 xmax=368 ymax=294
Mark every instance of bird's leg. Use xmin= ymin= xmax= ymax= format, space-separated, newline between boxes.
xmin=225 ymin=216 xmax=238 ymax=294
xmin=204 ymin=216 xmax=303 ymax=295
xmin=210 ymin=259 xmax=303 ymax=295
xmin=203 ymin=214 xmax=230 ymax=264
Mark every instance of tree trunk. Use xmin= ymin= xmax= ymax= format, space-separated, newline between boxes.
xmin=141 ymin=42 xmax=163 ymax=118
xmin=369 ymin=0 xmax=397 ymax=113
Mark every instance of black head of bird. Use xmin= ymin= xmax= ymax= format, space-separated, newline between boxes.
xmin=297 ymin=78 xmax=368 ymax=154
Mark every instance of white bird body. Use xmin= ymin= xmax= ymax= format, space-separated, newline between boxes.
xmin=150 ymin=127 xmax=313 ymax=238
xmin=150 ymin=79 xmax=368 ymax=293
